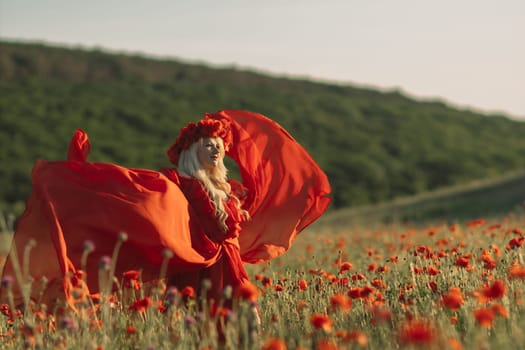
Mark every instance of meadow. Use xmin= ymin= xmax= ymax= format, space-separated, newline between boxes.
xmin=1 ymin=205 xmax=525 ymax=349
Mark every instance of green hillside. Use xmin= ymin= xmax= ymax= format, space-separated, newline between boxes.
xmin=2 ymin=40 xmax=525 ymax=215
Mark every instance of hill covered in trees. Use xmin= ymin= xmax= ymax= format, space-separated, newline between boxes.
xmin=2 ymin=40 xmax=525 ymax=214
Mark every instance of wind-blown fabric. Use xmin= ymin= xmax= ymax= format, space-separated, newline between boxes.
xmin=1 ymin=110 xmax=331 ymax=306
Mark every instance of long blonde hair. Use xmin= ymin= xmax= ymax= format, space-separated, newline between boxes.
xmin=177 ymin=138 xmax=249 ymax=232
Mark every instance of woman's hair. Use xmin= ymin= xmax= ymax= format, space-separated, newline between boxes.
xmin=177 ymin=137 xmax=249 ymax=232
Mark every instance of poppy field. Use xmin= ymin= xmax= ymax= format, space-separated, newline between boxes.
xmin=1 ymin=212 xmax=525 ymax=349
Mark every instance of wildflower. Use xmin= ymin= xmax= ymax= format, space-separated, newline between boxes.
xmin=509 ymin=263 xmax=525 ymax=279
xmin=467 ymin=218 xmax=486 ymax=228
xmin=162 ymin=248 xmax=174 ymax=259
xmin=480 ymin=251 xmax=497 ymax=270
xmin=129 ymin=297 xmax=152 ymax=313
xmin=473 ymin=307 xmax=495 ymax=328
xmin=261 ymin=276 xmax=273 ymax=288
xmin=98 ymin=256 xmax=112 ymax=270
xmin=506 ymin=236 xmax=525 ymax=250
xmin=491 ymin=304 xmax=508 ymax=318
xmin=426 ymin=266 xmax=440 ymax=276
xmin=476 ymin=280 xmax=505 ymax=303
xmin=427 ymin=281 xmax=439 ymax=293
xmin=165 ymin=286 xmax=180 ymax=306
xmin=351 ymin=273 xmax=366 ymax=282
xmin=454 ymin=256 xmax=472 ymax=270
xmin=184 ymin=315 xmax=196 ymax=328
xmin=122 ymin=270 xmax=141 ymax=290
xmin=377 ymin=265 xmax=389 ymax=273
xmin=60 ymin=316 xmax=78 ymax=330
xmin=297 ymin=300 xmax=309 ymax=311
xmin=298 ymin=279 xmax=308 ymax=291
xmin=274 ymin=284 xmax=285 ymax=292
xmin=126 ymin=325 xmax=136 ymax=334
xmin=398 ymin=320 xmax=437 ymax=346
xmin=348 ymin=286 xmax=374 ymax=299
xmin=118 ymin=231 xmax=128 ymax=242
xmin=330 ymin=294 xmax=352 ymax=313
xmin=83 ymin=240 xmax=95 ymax=253
xmin=441 ymin=287 xmax=464 ymax=311
xmin=181 ymin=286 xmax=195 ymax=299
xmin=262 ymin=338 xmax=287 ymax=350
xmin=371 ymin=278 xmax=386 ymax=290
xmin=339 ymin=261 xmax=352 ymax=273
xmin=413 ymin=266 xmax=424 ymax=275
xmin=0 ymin=275 xmax=14 ymax=288
xmin=310 ymin=314 xmax=333 ymax=333
xmin=235 ymin=281 xmax=259 ymax=302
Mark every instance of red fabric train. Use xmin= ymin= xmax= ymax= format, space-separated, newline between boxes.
xmin=1 ymin=110 xmax=331 ymax=307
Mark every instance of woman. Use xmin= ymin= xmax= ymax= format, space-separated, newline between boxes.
xmin=1 ymin=110 xmax=331 ymax=308
xmin=161 ymin=116 xmax=251 ymax=302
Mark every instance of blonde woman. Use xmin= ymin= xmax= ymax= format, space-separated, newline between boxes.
xmin=2 ymin=110 xmax=331 ymax=309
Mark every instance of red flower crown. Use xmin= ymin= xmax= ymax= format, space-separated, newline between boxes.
xmin=166 ymin=114 xmax=232 ymax=165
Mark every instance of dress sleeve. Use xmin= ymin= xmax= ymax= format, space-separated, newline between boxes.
xmin=67 ymin=129 xmax=91 ymax=161
xmin=209 ymin=110 xmax=332 ymax=263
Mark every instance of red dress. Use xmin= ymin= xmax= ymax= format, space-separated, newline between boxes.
xmin=1 ymin=110 xmax=331 ymax=307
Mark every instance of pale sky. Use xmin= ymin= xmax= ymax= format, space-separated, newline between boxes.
xmin=1 ymin=0 xmax=524 ymax=118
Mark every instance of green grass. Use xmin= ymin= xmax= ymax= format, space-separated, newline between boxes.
xmin=318 ymin=169 xmax=525 ymax=229
xmin=2 ymin=213 xmax=525 ymax=349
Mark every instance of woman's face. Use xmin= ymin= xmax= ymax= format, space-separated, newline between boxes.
xmin=197 ymin=137 xmax=224 ymax=170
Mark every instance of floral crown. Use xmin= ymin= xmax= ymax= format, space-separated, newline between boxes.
xmin=166 ymin=114 xmax=232 ymax=165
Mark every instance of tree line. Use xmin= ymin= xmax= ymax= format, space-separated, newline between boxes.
xmin=2 ymin=40 xmax=525 ymax=214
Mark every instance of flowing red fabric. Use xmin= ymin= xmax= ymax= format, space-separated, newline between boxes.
xmin=1 ymin=110 xmax=331 ymax=306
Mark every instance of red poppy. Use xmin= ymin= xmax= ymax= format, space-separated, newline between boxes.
xmin=129 ymin=297 xmax=152 ymax=313
xmin=441 ymin=287 xmax=464 ymax=311
xmin=339 ymin=261 xmax=353 ymax=273
xmin=330 ymin=294 xmax=352 ymax=313
xmin=122 ymin=270 xmax=141 ymax=290
xmin=274 ymin=284 xmax=285 ymax=292
xmin=235 ymin=281 xmax=259 ymax=302
xmin=261 ymin=276 xmax=273 ymax=288
xmin=413 ymin=266 xmax=424 ymax=275
xmin=298 ymin=279 xmax=308 ymax=291
xmin=371 ymin=279 xmax=386 ymax=290
xmin=348 ymin=286 xmax=374 ymax=299
xmin=480 ymin=252 xmax=497 ymax=270
xmin=473 ymin=307 xmax=495 ymax=328
xmin=310 ymin=314 xmax=333 ymax=333
xmin=351 ymin=273 xmax=366 ymax=282
xmin=467 ymin=218 xmax=486 ymax=228
xmin=126 ymin=325 xmax=136 ymax=334
xmin=426 ymin=266 xmax=440 ymax=276
xmin=398 ymin=320 xmax=437 ymax=346
xmin=427 ymin=281 xmax=439 ymax=293
xmin=181 ymin=286 xmax=195 ymax=299
xmin=506 ymin=236 xmax=525 ymax=250
xmin=509 ymin=263 xmax=525 ymax=279
xmin=478 ymin=280 xmax=506 ymax=302
xmin=454 ymin=256 xmax=472 ymax=270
